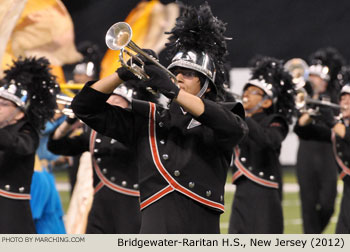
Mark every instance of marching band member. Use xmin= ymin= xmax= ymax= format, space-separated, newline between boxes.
xmin=228 ymin=56 xmax=295 ymax=233
xmin=66 ymin=41 xmax=102 ymax=194
xmin=295 ymin=83 xmax=350 ymax=233
xmin=72 ymin=2 xmax=247 ymax=233
xmin=0 ymin=57 xmax=59 ymax=233
xmin=48 ymin=85 xmax=141 ymax=234
xmin=295 ymin=47 xmax=344 ymax=233
xmin=72 ymin=41 xmax=101 ymax=88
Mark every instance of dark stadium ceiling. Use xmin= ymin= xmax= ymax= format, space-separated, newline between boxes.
xmin=62 ymin=0 xmax=350 ymax=67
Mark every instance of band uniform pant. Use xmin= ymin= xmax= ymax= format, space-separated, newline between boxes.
xmin=297 ymin=140 xmax=338 ymax=233
xmin=86 ymin=186 xmax=141 ymax=234
xmin=0 ymin=197 xmax=36 ymax=234
xmin=228 ymin=178 xmax=283 ymax=234
xmin=139 ymin=191 xmax=220 ymax=234
xmin=336 ymin=178 xmax=350 ymax=234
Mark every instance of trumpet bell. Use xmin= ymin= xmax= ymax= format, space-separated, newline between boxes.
xmin=284 ymin=58 xmax=309 ymax=89
xmin=105 ymin=21 xmax=178 ymax=84
xmin=295 ymin=89 xmax=306 ymax=110
xmin=105 ymin=22 xmax=132 ymax=51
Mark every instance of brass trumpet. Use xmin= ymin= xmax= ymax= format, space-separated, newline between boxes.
xmin=295 ymin=88 xmax=343 ymax=110
xmin=56 ymin=95 xmax=74 ymax=117
xmin=56 ymin=94 xmax=73 ymax=105
xmin=294 ymin=88 xmax=349 ymax=120
xmin=105 ymin=22 xmax=177 ymax=83
xmin=284 ymin=58 xmax=345 ymax=114
xmin=284 ymin=58 xmax=309 ymax=89
xmin=295 ymin=89 xmax=343 ymax=109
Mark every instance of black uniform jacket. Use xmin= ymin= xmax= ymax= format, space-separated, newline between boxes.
xmin=72 ymin=82 xmax=248 ymax=213
xmin=295 ymin=122 xmax=350 ymax=183
xmin=47 ymin=128 xmax=139 ymax=197
xmin=0 ymin=119 xmax=39 ymax=200
xmin=232 ymin=113 xmax=288 ymax=189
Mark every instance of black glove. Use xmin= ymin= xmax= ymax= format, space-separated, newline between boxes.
xmin=319 ymin=106 xmax=337 ymax=128
xmin=116 ymin=66 xmax=138 ymax=82
xmin=143 ymin=64 xmax=180 ymax=100
xmin=66 ymin=115 xmax=78 ymax=125
xmin=116 ymin=49 xmax=159 ymax=82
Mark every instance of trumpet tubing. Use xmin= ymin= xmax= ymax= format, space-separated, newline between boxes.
xmin=55 ymin=95 xmax=74 ymax=116
xmin=305 ymin=97 xmax=342 ymax=110
xmin=293 ymin=88 xmax=343 ymax=111
xmin=56 ymin=95 xmax=73 ymax=106
xmin=55 ymin=108 xmax=74 ymax=117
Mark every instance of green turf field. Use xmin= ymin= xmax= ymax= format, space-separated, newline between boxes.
xmin=55 ymin=169 xmax=343 ymax=234
xmin=219 ymin=191 xmax=342 ymax=234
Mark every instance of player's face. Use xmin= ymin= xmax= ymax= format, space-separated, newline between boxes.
xmin=309 ymin=74 xmax=328 ymax=94
xmin=340 ymin=94 xmax=350 ymax=118
xmin=0 ymin=97 xmax=23 ymax=128
xmin=242 ymin=85 xmax=266 ymax=110
xmin=171 ymin=67 xmax=202 ymax=96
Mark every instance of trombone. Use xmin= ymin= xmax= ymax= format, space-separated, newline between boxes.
xmin=105 ymin=22 xmax=177 ymax=83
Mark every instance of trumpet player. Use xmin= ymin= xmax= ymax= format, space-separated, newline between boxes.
xmin=71 ymin=2 xmax=247 ymax=233
xmin=294 ymin=84 xmax=350 ymax=233
xmin=71 ymin=41 xmax=101 ymax=89
xmin=0 ymin=57 xmax=59 ymax=233
xmin=48 ymin=84 xmax=141 ymax=234
xmin=294 ymin=47 xmax=345 ymax=234
xmin=228 ymin=56 xmax=295 ymax=234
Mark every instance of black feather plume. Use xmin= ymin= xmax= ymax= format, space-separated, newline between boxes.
xmin=166 ymin=2 xmax=229 ymax=88
xmin=309 ymin=47 xmax=345 ymax=102
xmin=309 ymin=47 xmax=345 ymax=84
xmin=3 ymin=57 xmax=60 ymax=130
xmin=250 ymin=56 xmax=296 ymax=123
xmin=337 ymin=65 xmax=350 ymax=88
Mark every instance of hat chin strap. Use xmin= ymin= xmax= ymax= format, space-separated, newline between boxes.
xmin=245 ymin=95 xmax=268 ymax=115
xmin=196 ymin=79 xmax=209 ymax=98
xmin=179 ymin=79 xmax=209 ymax=115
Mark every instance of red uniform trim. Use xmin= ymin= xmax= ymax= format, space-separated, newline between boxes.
xmin=339 ymin=171 xmax=346 ymax=180
xmin=147 ymin=103 xmax=225 ymax=212
xmin=0 ymin=189 xmax=30 ymax=200
xmin=140 ymin=185 xmax=174 ymax=210
xmin=234 ymin=147 xmax=279 ymax=189
xmin=94 ymin=181 xmax=104 ymax=194
xmin=232 ymin=170 xmax=243 ymax=183
xmin=331 ymin=131 xmax=350 ymax=178
xmin=90 ymin=130 xmax=140 ymax=197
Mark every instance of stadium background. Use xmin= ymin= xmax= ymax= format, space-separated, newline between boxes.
xmin=62 ymin=0 xmax=350 ymax=67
